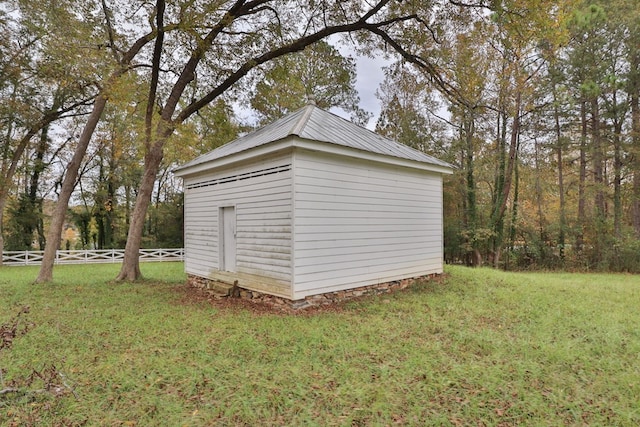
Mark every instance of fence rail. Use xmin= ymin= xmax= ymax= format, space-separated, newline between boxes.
xmin=2 ymin=248 xmax=184 ymax=266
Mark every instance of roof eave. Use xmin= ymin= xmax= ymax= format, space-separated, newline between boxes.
xmin=291 ymin=138 xmax=454 ymax=174
xmin=174 ymin=133 xmax=454 ymax=179
xmin=173 ymin=137 xmax=295 ymax=178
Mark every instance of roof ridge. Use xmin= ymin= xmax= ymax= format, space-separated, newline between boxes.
xmin=175 ymin=104 xmax=454 ymax=174
xmin=297 ymin=107 xmax=453 ymax=168
xmin=289 ymin=104 xmax=315 ymax=136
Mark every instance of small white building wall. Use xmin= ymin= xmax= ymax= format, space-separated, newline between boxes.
xmin=291 ymin=148 xmax=444 ymax=299
xmin=182 ymin=153 xmax=293 ymax=296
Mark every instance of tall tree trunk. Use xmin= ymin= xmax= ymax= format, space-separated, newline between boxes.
xmin=553 ymin=94 xmax=566 ymax=263
xmin=463 ymin=111 xmax=481 ymax=267
xmin=590 ymin=96 xmax=605 ymax=263
xmin=35 ymin=95 xmax=108 ymax=283
xmin=498 ymin=92 xmax=521 ymax=221
xmin=29 ymin=126 xmax=48 ymax=202
xmin=24 ymin=126 xmax=49 ymax=250
xmin=105 ymin=139 xmax=117 ymax=248
xmin=632 ymin=66 xmax=640 ymax=237
xmin=116 ymin=140 xmax=166 ymax=280
xmin=116 ymin=0 xmax=166 ymax=280
xmin=492 ymin=109 xmax=508 ymax=264
xmin=577 ymin=100 xmax=587 ymax=252
xmin=591 ymin=97 xmax=605 ymax=218
xmin=491 ymin=91 xmax=521 ymax=267
xmin=508 ymin=136 xmax=520 ymax=270
xmin=613 ymin=118 xmax=623 ymax=238
xmin=96 ymin=157 xmax=106 ymax=249
xmin=0 ymin=104 xmax=15 ymax=267
xmin=534 ymin=138 xmax=544 ymax=248
xmin=0 ymin=210 xmax=4 ymax=267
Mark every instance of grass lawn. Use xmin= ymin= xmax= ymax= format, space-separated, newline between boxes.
xmin=1 ymin=263 xmax=639 ymax=426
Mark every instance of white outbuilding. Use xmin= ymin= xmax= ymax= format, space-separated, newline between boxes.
xmin=174 ymin=104 xmax=453 ymax=302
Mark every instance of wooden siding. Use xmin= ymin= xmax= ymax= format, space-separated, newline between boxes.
xmin=183 ymin=154 xmax=293 ymax=298
xmin=292 ymin=149 xmax=443 ymax=299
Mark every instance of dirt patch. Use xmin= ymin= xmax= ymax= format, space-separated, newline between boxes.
xmin=172 ymin=283 xmax=359 ymax=316
xmin=172 ymin=273 xmax=445 ymax=316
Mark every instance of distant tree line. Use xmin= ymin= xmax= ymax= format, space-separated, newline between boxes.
xmin=375 ymin=0 xmax=640 ymax=271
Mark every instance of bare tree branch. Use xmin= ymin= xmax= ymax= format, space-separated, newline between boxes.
xmin=101 ymin=0 xmax=122 ymax=62
xmin=160 ymin=0 xmax=251 ymax=122
xmin=145 ymin=0 xmax=166 ymax=149
xmin=448 ymin=0 xmax=492 ymax=9
xmin=365 ymin=25 xmax=472 ymax=109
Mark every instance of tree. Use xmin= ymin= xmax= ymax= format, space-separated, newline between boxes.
xmin=484 ymin=0 xmax=575 ymax=267
xmin=250 ymin=40 xmax=368 ymax=125
xmin=546 ymin=61 xmax=572 ymax=263
xmin=566 ymin=2 xmax=611 ymax=261
xmin=615 ymin=0 xmax=640 ymax=236
xmin=375 ymin=63 xmax=447 ymax=155
xmin=369 ymin=0 xmax=577 ymax=267
xmin=0 ymin=2 xmax=96 ymax=265
xmin=35 ymin=0 xmax=164 ymax=281
xmin=21 ymin=0 xmax=640 ymax=277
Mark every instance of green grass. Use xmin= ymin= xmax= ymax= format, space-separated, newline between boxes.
xmin=1 ymin=264 xmax=640 ymax=426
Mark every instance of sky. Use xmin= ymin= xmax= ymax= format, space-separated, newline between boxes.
xmin=234 ymin=54 xmax=391 ymax=131
xmin=331 ymin=53 xmax=392 ymax=130
xmin=232 ymin=38 xmax=394 ymax=132
xmin=330 ymin=37 xmax=394 ymax=130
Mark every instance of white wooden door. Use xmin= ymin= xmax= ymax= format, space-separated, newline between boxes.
xmin=220 ymin=206 xmax=236 ymax=272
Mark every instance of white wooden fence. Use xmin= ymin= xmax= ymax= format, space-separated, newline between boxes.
xmin=2 ymin=248 xmax=184 ymax=266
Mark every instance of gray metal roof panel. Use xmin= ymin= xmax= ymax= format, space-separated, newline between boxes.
xmin=177 ymin=107 xmax=306 ymax=170
xmin=298 ymin=108 xmax=452 ymax=168
xmin=176 ymin=105 xmax=453 ymax=172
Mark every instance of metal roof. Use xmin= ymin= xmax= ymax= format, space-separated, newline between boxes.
xmin=176 ymin=104 xmax=453 ymax=171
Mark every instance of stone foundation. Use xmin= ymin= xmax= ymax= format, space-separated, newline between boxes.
xmin=187 ymin=273 xmax=440 ymax=310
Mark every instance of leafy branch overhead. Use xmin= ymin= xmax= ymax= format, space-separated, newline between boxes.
xmin=250 ymin=41 xmax=368 ymax=125
xmin=169 ymin=0 xmax=439 ymax=126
